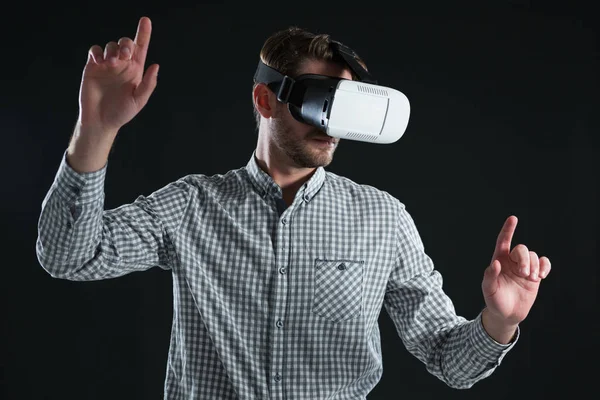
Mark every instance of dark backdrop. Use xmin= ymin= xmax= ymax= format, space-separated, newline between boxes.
xmin=2 ymin=1 xmax=597 ymax=399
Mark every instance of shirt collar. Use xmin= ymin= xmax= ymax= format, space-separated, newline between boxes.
xmin=245 ymin=151 xmax=326 ymax=203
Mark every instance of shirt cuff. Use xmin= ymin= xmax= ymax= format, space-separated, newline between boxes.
xmin=52 ymin=149 xmax=107 ymax=205
xmin=468 ymin=311 xmax=519 ymax=365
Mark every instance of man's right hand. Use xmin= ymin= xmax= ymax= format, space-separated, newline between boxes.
xmin=80 ymin=16 xmax=158 ymax=134
xmin=67 ymin=16 xmax=159 ymax=173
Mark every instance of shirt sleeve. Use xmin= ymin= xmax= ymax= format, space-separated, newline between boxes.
xmin=383 ymin=204 xmax=519 ymax=389
xmin=36 ymin=150 xmax=191 ymax=281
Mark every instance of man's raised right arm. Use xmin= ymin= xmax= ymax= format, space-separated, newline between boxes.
xmin=35 ymin=17 xmax=190 ymax=281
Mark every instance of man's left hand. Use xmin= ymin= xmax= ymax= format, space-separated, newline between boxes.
xmin=481 ymin=215 xmax=551 ymax=335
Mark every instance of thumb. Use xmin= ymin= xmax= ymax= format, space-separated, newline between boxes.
xmin=482 ymin=259 xmax=501 ymax=297
xmin=134 ymin=63 xmax=159 ymax=106
xmin=489 ymin=259 xmax=502 ymax=278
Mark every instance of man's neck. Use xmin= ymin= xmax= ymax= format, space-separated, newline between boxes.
xmin=254 ymin=150 xmax=316 ymax=206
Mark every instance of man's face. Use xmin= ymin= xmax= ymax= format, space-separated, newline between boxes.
xmin=269 ymin=59 xmax=353 ymax=169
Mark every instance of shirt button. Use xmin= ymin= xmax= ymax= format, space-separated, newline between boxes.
xmin=281 ymin=218 xmax=287 ymax=225
xmin=275 ymin=319 xmax=284 ymax=328
xmin=303 ymin=194 xmax=309 ymax=202
xmin=279 ymin=267 xmax=286 ymax=275
xmin=274 ymin=373 xmax=282 ymax=382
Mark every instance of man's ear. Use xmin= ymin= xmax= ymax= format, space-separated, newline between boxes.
xmin=253 ymin=83 xmax=277 ymax=119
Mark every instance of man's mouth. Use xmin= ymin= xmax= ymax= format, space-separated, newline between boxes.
xmin=312 ymin=136 xmax=337 ymax=144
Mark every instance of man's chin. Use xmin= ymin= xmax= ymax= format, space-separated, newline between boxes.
xmin=305 ymin=149 xmax=335 ymax=168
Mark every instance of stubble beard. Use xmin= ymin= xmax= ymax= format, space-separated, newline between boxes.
xmin=271 ymin=109 xmax=338 ymax=169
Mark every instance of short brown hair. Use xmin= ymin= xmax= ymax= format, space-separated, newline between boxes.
xmin=252 ymin=26 xmax=368 ymax=129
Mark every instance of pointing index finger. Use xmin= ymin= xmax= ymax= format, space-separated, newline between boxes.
xmin=133 ymin=16 xmax=152 ymax=64
xmin=493 ymin=215 xmax=517 ymax=259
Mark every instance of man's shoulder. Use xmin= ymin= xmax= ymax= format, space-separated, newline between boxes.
xmin=176 ymin=166 xmax=246 ymax=188
xmin=323 ymin=170 xmax=406 ymax=211
xmin=145 ymin=167 xmax=247 ymax=203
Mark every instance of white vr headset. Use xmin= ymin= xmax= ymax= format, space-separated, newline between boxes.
xmin=253 ymin=41 xmax=410 ymax=144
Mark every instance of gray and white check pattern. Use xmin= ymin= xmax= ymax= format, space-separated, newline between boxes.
xmin=37 ymin=149 xmax=518 ymax=399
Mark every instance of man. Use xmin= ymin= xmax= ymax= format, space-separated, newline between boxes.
xmin=36 ymin=16 xmax=551 ymax=399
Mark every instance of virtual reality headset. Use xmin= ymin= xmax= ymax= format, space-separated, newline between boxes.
xmin=253 ymin=41 xmax=410 ymax=144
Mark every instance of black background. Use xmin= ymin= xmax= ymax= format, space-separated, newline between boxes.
xmin=2 ymin=1 xmax=597 ymax=399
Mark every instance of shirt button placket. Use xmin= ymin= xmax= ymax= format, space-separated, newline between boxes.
xmin=272 ymin=211 xmax=290 ymax=398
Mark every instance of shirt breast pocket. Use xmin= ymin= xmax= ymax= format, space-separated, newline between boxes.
xmin=312 ymin=258 xmax=364 ymax=323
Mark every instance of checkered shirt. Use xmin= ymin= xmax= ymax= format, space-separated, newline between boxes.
xmin=36 ymin=150 xmax=518 ymax=399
